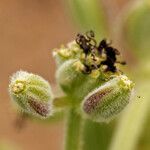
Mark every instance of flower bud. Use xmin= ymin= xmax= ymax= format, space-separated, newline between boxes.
xmin=56 ymin=59 xmax=86 ymax=95
xmin=53 ymin=41 xmax=81 ymax=67
xmin=81 ymin=75 xmax=134 ymax=122
xmin=9 ymin=71 xmax=53 ymax=118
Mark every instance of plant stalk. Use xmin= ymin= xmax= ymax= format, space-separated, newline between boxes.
xmin=82 ymin=119 xmax=114 ymax=150
xmin=64 ymin=107 xmax=83 ymax=150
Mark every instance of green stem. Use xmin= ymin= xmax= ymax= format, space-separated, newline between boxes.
xmin=82 ymin=119 xmax=114 ymax=150
xmin=64 ymin=108 xmax=83 ymax=150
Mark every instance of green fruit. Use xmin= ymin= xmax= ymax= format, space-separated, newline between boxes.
xmin=81 ymin=75 xmax=134 ymax=122
xmin=9 ymin=71 xmax=53 ymax=118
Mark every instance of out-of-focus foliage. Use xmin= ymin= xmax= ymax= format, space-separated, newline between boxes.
xmin=137 ymin=111 xmax=150 ymax=150
xmin=65 ymin=0 xmax=108 ymax=40
xmin=122 ymin=0 xmax=150 ymax=60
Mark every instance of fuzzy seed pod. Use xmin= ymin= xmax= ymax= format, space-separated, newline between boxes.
xmin=9 ymin=71 xmax=53 ymax=118
xmin=81 ymin=75 xmax=134 ymax=122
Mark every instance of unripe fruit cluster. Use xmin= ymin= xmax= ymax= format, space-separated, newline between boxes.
xmin=9 ymin=32 xmax=134 ymax=122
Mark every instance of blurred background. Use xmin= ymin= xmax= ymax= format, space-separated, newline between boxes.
xmin=0 ymin=0 xmax=149 ymax=150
